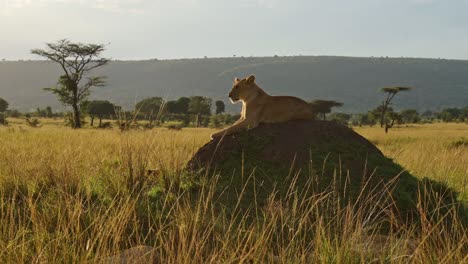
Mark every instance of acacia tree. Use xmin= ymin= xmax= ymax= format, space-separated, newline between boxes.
xmin=310 ymin=100 xmax=343 ymax=120
xmin=379 ymin=86 xmax=411 ymax=128
xmin=84 ymin=100 xmax=115 ymax=127
xmin=31 ymin=39 xmax=109 ymax=128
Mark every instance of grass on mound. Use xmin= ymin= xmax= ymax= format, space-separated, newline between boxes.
xmin=187 ymin=131 xmax=468 ymax=227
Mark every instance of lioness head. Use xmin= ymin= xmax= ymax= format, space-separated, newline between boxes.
xmin=228 ymin=75 xmax=256 ymax=103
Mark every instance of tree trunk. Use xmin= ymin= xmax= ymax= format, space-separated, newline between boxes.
xmin=72 ymin=103 xmax=81 ymax=128
xmin=380 ymin=102 xmax=386 ymax=128
xmin=91 ymin=116 xmax=94 ymax=127
xmin=99 ymin=116 xmax=102 ymax=127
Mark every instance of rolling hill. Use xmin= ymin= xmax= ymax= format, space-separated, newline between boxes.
xmin=0 ymin=56 xmax=467 ymax=113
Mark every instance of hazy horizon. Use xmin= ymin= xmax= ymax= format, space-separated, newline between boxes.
xmin=3 ymin=54 xmax=468 ymax=62
xmin=2 ymin=0 xmax=468 ymax=61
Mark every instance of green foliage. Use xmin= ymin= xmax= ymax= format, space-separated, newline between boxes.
xmin=0 ymin=97 xmax=8 ymax=112
xmin=6 ymin=109 xmax=21 ymax=118
xmin=329 ymin=112 xmax=351 ymax=125
xmin=34 ymin=106 xmax=54 ymax=118
xmin=84 ymin=100 xmax=116 ymax=127
xmin=135 ymin=97 xmax=164 ymax=123
xmin=439 ymin=107 xmax=467 ymax=122
xmin=381 ymin=86 xmax=412 ymax=94
xmin=209 ymin=114 xmax=238 ymax=128
xmin=215 ymin=100 xmax=225 ymax=114
xmin=400 ymin=109 xmax=420 ymax=124
xmin=188 ymin=96 xmax=212 ymax=116
xmin=189 ymin=96 xmax=212 ymax=127
xmin=165 ymin=97 xmax=190 ymax=114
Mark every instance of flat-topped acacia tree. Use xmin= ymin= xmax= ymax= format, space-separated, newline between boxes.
xmin=31 ymin=39 xmax=109 ymax=128
xmin=379 ymin=86 xmax=412 ymax=129
xmin=310 ymin=100 xmax=343 ymax=120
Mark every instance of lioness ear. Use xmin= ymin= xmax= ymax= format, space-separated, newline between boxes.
xmin=234 ymin=77 xmax=241 ymax=83
xmin=246 ymin=75 xmax=255 ymax=84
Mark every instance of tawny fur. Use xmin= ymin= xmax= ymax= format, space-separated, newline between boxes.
xmin=211 ymin=75 xmax=315 ymax=139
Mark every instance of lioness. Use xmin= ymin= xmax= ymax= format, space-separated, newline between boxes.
xmin=210 ymin=75 xmax=316 ymax=139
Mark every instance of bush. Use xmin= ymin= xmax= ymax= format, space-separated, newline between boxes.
xmin=164 ymin=121 xmax=183 ymax=130
xmin=25 ymin=117 xmax=41 ymax=127
xmin=0 ymin=113 xmax=8 ymax=125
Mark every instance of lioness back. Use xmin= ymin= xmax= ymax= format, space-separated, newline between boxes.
xmin=259 ymin=96 xmax=315 ymax=123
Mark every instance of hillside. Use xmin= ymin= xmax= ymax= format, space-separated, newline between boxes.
xmin=1 ymin=56 xmax=467 ymax=112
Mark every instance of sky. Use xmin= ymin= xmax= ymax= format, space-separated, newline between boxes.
xmin=1 ymin=0 xmax=468 ymax=60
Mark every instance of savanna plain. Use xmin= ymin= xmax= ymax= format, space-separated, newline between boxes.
xmin=0 ymin=119 xmax=467 ymax=263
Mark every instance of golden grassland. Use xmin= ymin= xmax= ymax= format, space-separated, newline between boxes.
xmin=0 ymin=119 xmax=467 ymax=263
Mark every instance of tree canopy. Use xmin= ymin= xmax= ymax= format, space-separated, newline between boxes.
xmin=379 ymin=86 xmax=412 ymax=130
xmin=215 ymin=100 xmax=225 ymax=114
xmin=310 ymin=100 xmax=343 ymax=120
xmin=165 ymin=97 xmax=191 ymax=114
xmin=189 ymin=96 xmax=212 ymax=116
xmin=84 ymin=100 xmax=116 ymax=127
xmin=136 ymin=97 xmax=164 ymax=123
xmin=0 ymin=98 xmax=8 ymax=112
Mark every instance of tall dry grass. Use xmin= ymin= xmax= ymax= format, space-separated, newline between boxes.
xmin=355 ymin=123 xmax=468 ymax=200
xmin=0 ymin=123 xmax=466 ymax=263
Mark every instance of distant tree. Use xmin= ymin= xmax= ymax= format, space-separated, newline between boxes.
xmin=45 ymin=106 xmax=53 ymax=118
xmin=421 ymin=110 xmax=435 ymax=121
xmin=31 ymin=39 xmax=109 ymax=128
xmin=165 ymin=100 xmax=178 ymax=114
xmin=462 ymin=106 xmax=468 ymax=121
xmin=310 ymin=100 xmax=343 ymax=120
xmin=36 ymin=108 xmax=48 ymax=118
xmin=135 ymin=97 xmax=164 ymax=124
xmin=379 ymin=86 xmax=412 ymax=128
xmin=439 ymin=108 xmax=461 ymax=122
xmin=86 ymin=100 xmax=116 ymax=127
xmin=400 ymin=109 xmax=420 ymax=124
xmin=189 ymin=96 xmax=212 ymax=127
xmin=384 ymin=112 xmax=402 ymax=133
xmin=176 ymin=97 xmax=190 ymax=114
xmin=0 ymin=98 xmax=8 ymax=125
xmin=215 ymin=100 xmax=225 ymax=114
xmin=329 ymin=112 xmax=351 ymax=125
xmin=0 ymin=97 xmax=8 ymax=112
xmin=7 ymin=109 xmax=21 ymax=118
